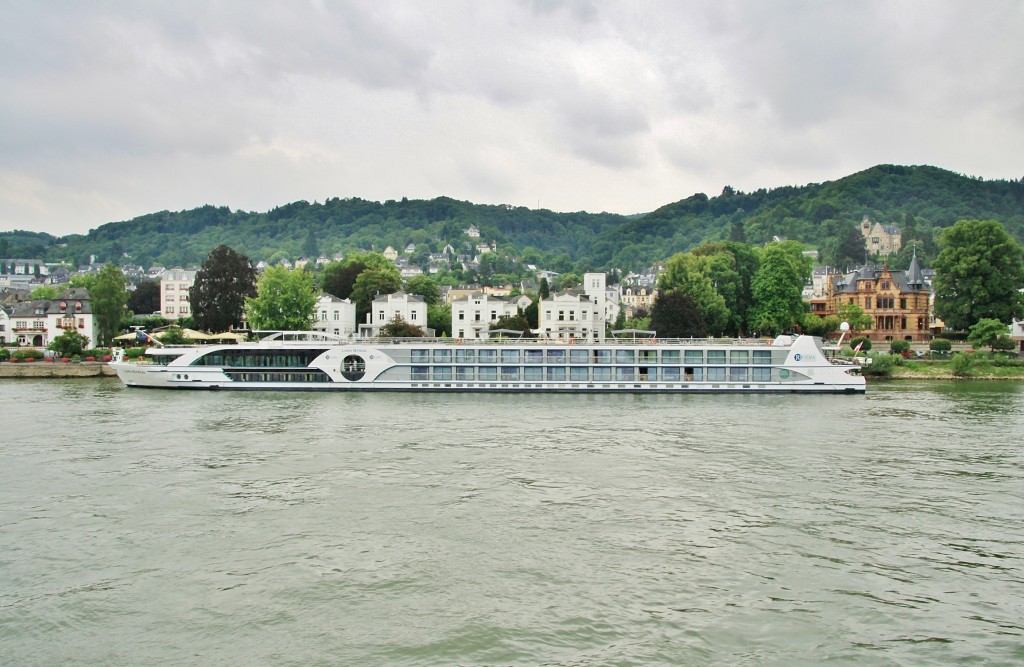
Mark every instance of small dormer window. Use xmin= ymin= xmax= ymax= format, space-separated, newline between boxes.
xmin=60 ymin=301 xmax=67 ymax=309
xmin=75 ymin=301 xmax=82 ymax=310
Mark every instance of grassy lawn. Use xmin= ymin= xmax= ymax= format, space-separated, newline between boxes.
xmin=874 ymin=355 xmax=1024 ymax=380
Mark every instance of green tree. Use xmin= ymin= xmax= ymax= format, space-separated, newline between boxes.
xmin=523 ymin=298 xmax=539 ymax=328
xmin=427 ymin=303 xmax=452 ymax=336
xmin=490 ymin=313 xmax=532 ymax=336
xmin=823 ymin=223 xmax=866 ymax=269
xmin=91 ymin=263 xmax=129 ymax=345
xmin=190 ymin=245 xmax=257 ymax=332
xmin=405 ymin=274 xmax=440 ymax=305
xmin=933 ymin=219 xmax=1024 ymax=330
xmin=538 ymin=278 xmax=550 ymax=299
xmin=31 ymin=285 xmax=60 ymax=299
xmin=799 ymin=313 xmax=840 ymax=337
xmin=379 ymin=315 xmax=425 ymax=337
xmin=658 ymin=252 xmax=729 ymax=335
xmin=748 ymin=242 xmax=812 ymax=336
xmin=350 ymin=267 xmax=402 ymax=322
xmin=47 ymin=329 xmax=90 ymax=357
xmin=835 ymin=302 xmax=873 ymax=332
xmin=320 ymin=252 xmax=396 ymax=301
xmin=245 ymin=266 xmax=317 ymax=331
xmin=158 ymin=326 xmax=188 ymax=345
xmin=555 ymin=272 xmax=582 ymax=291
xmin=691 ymin=241 xmax=759 ymax=335
xmin=69 ymin=273 xmax=98 ymax=291
xmin=128 ymin=279 xmax=161 ymax=315
xmin=967 ymin=318 xmax=1011 ymax=352
xmin=650 ymin=289 xmax=707 ymax=337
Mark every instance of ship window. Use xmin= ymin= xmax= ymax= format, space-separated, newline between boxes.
xmin=615 ymin=350 xmax=635 ymax=363
xmin=478 ymin=366 xmax=498 ymax=380
xmin=524 ymin=349 xmax=544 ymax=362
xmin=546 ymin=367 xmax=566 ymax=381
xmin=456 ymin=366 xmax=474 ymax=381
xmin=411 ymin=366 xmax=429 ymax=380
xmin=753 ymin=350 xmax=772 ymax=365
xmin=546 ymin=349 xmax=565 ymax=364
xmin=569 ymin=348 xmax=589 ymax=364
xmin=662 ymin=367 xmax=681 ymax=381
xmin=638 ymin=349 xmax=657 ymax=363
xmin=729 ymin=367 xmax=748 ymax=382
xmin=455 ymin=349 xmax=475 ymax=362
xmin=707 ymin=350 xmax=726 ymax=364
xmin=432 ymin=366 xmax=452 ymax=380
xmin=570 ymin=367 xmax=589 ymax=381
xmin=592 ymin=367 xmax=612 ymax=381
xmin=341 ymin=355 xmax=366 ymax=381
xmin=478 ymin=349 xmax=498 ymax=363
xmin=661 ymin=350 xmax=680 ymax=363
xmin=730 ymin=350 xmax=748 ymax=364
xmin=501 ymin=349 xmax=520 ymax=363
xmin=433 ymin=349 xmax=451 ymax=362
xmin=524 ymin=366 xmax=543 ymax=381
xmin=592 ymin=349 xmax=612 ymax=364
xmin=707 ymin=367 xmax=727 ymax=381
xmin=501 ymin=367 xmax=519 ymax=381
xmin=684 ymin=350 xmax=703 ymax=364
xmin=411 ymin=349 xmax=430 ymax=362
xmin=752 ymin=367 xmax=771 ymax=382
xmin=615 ymin=367 xmax=635 ymax=381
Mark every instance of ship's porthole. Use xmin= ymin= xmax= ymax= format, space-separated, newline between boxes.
xmin=341 ymin=355 xmax=366 ymax=381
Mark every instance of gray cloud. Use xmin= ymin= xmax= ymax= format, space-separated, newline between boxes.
xmin=1 ymin=0 xmax=1022 ymax=236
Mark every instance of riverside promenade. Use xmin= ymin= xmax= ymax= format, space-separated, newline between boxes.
xmin=0 ymin=361 xmax=117 ymax=378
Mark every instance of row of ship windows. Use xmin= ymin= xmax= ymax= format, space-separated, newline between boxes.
xmin=410 ymin=349 xmax=776 ymax=364
xmin=408 ymin=366 xmax=781 ymax=382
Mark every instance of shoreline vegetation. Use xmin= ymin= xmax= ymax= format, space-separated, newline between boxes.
xmin=854 ymin=351 xmax=1024 ymax=381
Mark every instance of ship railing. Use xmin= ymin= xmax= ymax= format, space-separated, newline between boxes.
xmin=367 ymin=336 xmax=776 ymax=347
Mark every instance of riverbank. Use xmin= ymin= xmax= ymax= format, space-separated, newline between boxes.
xmin=0 ymin=361 xmax=117 ymax=378
xmin=872 ymin=358 xmax=1024 ymax=381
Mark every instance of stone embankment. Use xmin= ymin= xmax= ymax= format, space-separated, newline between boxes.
xmin=0 ymin=362 xmax=118 ymax=378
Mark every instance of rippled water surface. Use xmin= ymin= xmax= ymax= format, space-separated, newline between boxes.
xmin=2 ymin=379 xmax=1023 ymax=666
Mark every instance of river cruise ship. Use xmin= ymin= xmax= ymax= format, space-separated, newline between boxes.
xmin=110 ymin=331 xmax=865 ymax=394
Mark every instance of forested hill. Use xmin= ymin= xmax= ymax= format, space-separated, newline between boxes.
xmin=3 ymin=165 xmax=1022 ymax=271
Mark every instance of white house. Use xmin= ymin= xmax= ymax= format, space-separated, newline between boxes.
xmin=8 ymin=287 xmax=98 ymax=348
xmin=159 ymin=268 xmax=197 ymax=320
xmin=359 ymin=291 xmax=428 ymax=337
xmin=313 ymin=293 xmax=357 ymax=339
xmin=451 ymin=293 xmax=520 ymax=339
xmin=538 ymin=272 xmax=607 ymax=341
xmin=0 ymin=306 xmax=10 ymax=345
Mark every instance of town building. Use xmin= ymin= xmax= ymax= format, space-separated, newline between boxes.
xmin=7 ymin=287 xmax=98 ymax=348
xmin=313 ymin=293 xmax=357 ymax=339
xmin=451 ymin=293 xmax=520 ymax=339
xmin=825 ymin=255 xmax=931 ymax=342
xmin=159 ymin=268 xmax=197 ymax=320
xmin=0 ymin=307 xmax=10 ymax=345
xmin=860 ymin=215 xmax=902 ymax=256
xmin=538 ymin=272 xmax=607 ymax=342
xmin=0 ymin=259 xmax=48 ymax=289
xmin=359 ymin=291 xmax=428 ymax=337
xmin=620 ymin=285 xmax=656 ymax=318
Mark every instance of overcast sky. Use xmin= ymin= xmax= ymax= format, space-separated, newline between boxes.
xmin=2 ymin=0 xmax=1022 ymax=237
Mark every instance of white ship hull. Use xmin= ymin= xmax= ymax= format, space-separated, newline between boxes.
xmin=111 ymin=332 xmax=866 ymax=394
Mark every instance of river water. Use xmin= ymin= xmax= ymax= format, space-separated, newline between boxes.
xmin=1 ymin=379 xmax=1022 ymax=666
